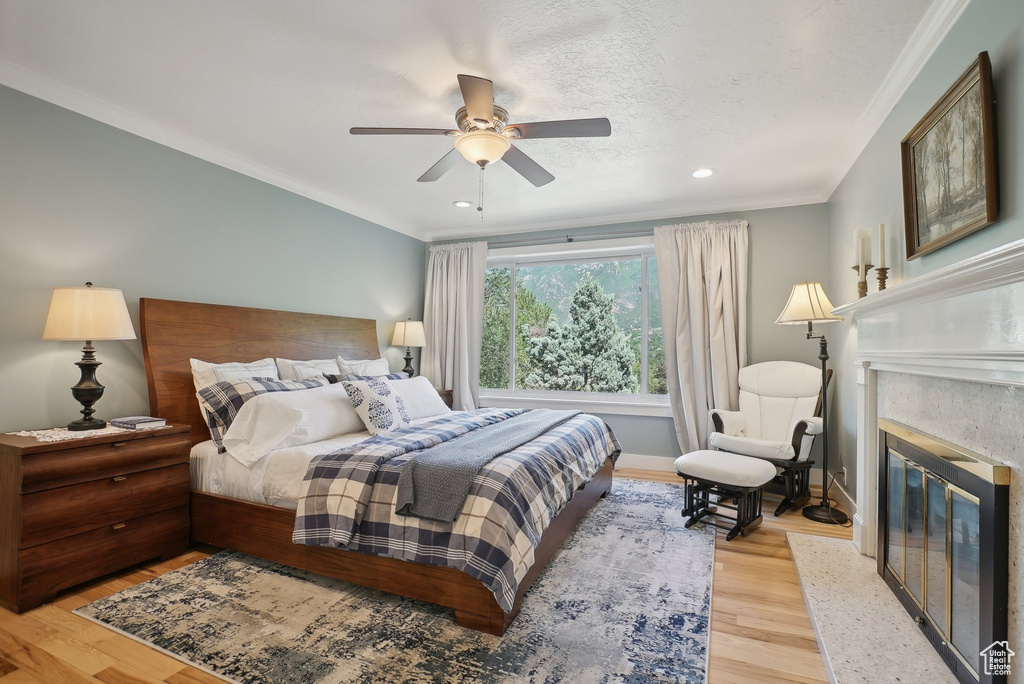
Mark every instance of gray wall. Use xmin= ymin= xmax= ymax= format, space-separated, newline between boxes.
xmin=446 ymin=202 xmax=830 ymax=461
xmin=825 ymin=0 xmax=1024 ymax=498
xmin=0 ymin=85 xmax=426 ymax=433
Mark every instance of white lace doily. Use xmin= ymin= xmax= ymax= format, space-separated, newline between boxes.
xmin=6 ymin=426 xmax=133 ymax=442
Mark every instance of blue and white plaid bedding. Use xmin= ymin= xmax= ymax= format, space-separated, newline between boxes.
xmin=292 ymin=408 xmax=621 ymax=612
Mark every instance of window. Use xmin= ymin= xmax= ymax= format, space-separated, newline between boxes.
xmin=480 ymin=246 xmax=667 ymax=398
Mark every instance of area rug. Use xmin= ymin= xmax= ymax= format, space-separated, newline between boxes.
xmin=75 ymin=479 xmax=714 ymax=683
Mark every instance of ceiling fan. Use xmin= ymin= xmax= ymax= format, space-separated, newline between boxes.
xmin=350 ymin=74 xmax=611 ymax=187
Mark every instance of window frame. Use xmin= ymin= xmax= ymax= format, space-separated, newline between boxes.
xmin=480 ymin=239 xmax=670 ymax=415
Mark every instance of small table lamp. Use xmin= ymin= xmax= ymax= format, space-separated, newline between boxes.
xmin=391 ymin=319 xmax=426 ymax=377
xmin=42 ymin=283 xmax=137 ymax=431
xmin=775 ymin=282 xmax=846 ymax=525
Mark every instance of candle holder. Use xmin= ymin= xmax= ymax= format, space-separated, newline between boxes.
xmin=851 ymin=264 xmax=874 ymax=298
xmin=876 ymin=267 xmax=889 ymax=291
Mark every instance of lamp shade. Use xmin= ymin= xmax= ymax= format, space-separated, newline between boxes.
xmin=392 ymin=320 xmax=426 ymax=348
xmin=454 ymin=130 xmax=511 ymax=165
xmin=42 ymin=285 xmax=136 ymax=341
xmin=775 ymin=282 xmax=843 ymax=325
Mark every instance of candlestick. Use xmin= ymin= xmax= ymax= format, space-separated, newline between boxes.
xmin=878 ymin=223 xmax=886 ymax=269
xmin=851 ymin=264 xmax=874 ymax=298
xmin=876 ymin=266 xmax=889 ymax=291
xmin=855 ymin=229 xmax=871 ymax=279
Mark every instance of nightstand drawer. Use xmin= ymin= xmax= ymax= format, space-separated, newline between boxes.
xmin=21 ymin=464 xmax=191 ymax=547
xmin=17 ymin=506 xmax=189 ymax=611
xmin=21 ymin=433 xmax=190 ymax=493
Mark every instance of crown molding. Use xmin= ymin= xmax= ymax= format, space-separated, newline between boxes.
xmin=424 ymin=191 xmax=825 ymax=242
xmin=819 ymin=0 xmax=971 ymax=199
xmin=0 ymin=59 xmax=425 ymax=241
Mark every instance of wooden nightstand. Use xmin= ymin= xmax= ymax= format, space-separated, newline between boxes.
xmin=438 ymin=389 xmax=454 ymax=408
xmin=0 ymin=423 xmax=191 ymax=613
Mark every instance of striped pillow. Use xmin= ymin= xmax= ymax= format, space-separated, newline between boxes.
xmin=197 ymin=377 xmax=329 ymax=451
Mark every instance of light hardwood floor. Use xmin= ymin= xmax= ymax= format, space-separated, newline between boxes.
xmin=0 ymin=469 xmax=852 ymax=683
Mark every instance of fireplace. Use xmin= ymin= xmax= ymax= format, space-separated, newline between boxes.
xmin=878 ymin=419 xmax=1009 ymax=683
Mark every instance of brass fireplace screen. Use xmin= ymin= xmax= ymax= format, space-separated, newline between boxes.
xmin=878 ymin=419 xmax=1009 ymax=684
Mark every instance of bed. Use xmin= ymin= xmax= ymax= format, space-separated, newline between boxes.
xmin=139 ymin=297 xmax=616 ymax=635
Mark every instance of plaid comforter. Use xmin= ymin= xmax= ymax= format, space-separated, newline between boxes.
xmin=292 ymin=409 xmax=620 ymax=612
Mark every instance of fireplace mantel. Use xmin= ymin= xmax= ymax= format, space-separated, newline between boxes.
xmin=831 ymin=237 xmax=1024 ymax=555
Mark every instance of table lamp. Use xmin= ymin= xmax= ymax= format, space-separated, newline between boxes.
xmin=42 ymin=283 xmax=136 ymax=430
xmin=775 ymin=282 xmax=846 ymax=524
xmin=391 ymin=319 xmax=426 ymax=377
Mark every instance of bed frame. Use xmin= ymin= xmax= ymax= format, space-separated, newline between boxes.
xmin=139 ymin=298 xmax=613 ymax=635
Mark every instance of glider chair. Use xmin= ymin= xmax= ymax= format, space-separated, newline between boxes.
xmin=708 ymin=361 xmax=831 ymax=517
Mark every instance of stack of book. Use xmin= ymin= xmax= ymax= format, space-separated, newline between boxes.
xmin=109 ymin=416 xmax=167 ymax=430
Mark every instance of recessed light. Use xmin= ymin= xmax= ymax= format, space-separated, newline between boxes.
xmin=452 ymin=200 xmax=473 ymax=208
xmin=692 ymin=168 xmax=715 ymax=178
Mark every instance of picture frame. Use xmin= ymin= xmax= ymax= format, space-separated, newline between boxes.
xmin=901 ymin=51 xmax=998 ymax=260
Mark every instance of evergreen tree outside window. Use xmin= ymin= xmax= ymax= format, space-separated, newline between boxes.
xmin=480 ymin=251 xmax=668 ymax=396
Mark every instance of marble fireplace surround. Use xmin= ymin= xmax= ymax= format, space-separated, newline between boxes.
xmin=834 ymin=237 xmax=1024 ymax=654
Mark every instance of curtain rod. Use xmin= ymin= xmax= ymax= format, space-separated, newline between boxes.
xmin=487 ymin=228 xmax=654 ymax=249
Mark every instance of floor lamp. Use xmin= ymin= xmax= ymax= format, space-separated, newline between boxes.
xmin=775 ymin=282 xmax=848 ymax=525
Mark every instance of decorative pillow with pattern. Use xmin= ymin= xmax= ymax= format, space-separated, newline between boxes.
xmin=341 ymin=377 xmax=413 ymax=435
xmin=324 ymin=372 xmax=408 ymax=384
xmin=197 ymin=377 xmax=329 ymax=450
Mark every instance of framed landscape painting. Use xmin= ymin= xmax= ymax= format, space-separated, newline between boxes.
xmin=901 ymin=52 xmax=998 ymax=260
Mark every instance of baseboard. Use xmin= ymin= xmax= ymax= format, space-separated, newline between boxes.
xmin=829 ymin=480 xmax=857 ymax=519
xmin=615 ymin=453 xmax=677 ymax=471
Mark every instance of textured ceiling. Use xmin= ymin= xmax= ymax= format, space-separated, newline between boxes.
xmin=0 ymin=0 xmax=936 ymax=240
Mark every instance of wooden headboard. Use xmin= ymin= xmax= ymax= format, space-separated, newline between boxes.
xmin=139 ymin=298 xmax=380 ymax=446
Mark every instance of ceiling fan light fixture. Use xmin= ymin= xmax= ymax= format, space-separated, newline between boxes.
xmin=454 ymin=129 xmax=511 ymax=166
xmin=452 ymin=200 xmax=473 ymax=208
xmin=692 ymin=167 xmax=715 ymax=178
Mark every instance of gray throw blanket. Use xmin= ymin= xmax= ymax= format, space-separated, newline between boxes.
xmin=395 ymin=409 xmax=582 ymax=523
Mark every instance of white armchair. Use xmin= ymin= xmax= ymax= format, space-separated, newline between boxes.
xmin=708 ymin=361 xmax=830 ymax=516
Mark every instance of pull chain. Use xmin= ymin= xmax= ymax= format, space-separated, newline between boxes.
xmin=477 ymin=165 xmax=485 ymax=223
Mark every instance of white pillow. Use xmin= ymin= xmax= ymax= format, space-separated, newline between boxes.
xmin=190 ymin=357 xmax=278 ymax=392
xmin=342 ymin=377 xmax=413 ymax=435
xmin=275 ymin=358 xmax=341 ymax=381
xmin=337 ymin=357 xmax=391 ymax=377
xmin=221 ymin=383 xmax=365 ymax=466
xmin=391 ymin=377 xmax=451 ymax=420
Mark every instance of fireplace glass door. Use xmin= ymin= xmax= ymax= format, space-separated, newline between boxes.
xmin=879 ymin=421 xmax=1008 ymax=684
xmin=950 ymin=487 xmax=981 ymax=677
xmin=885 ymin=449 xmax=982 ymax=679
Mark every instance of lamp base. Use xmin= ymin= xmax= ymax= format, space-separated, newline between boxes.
xmin=68 ymin=417 xmax=107 ymax=431
xmin=401 ymin=348 xmax=416 ymax=377
xmin=802 ymin=501 xmax=849 ymax=525
xmin=68 ymin=342 xmax=106 ymax=431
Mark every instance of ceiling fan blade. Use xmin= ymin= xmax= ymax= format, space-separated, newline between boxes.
xmin=350 ymin=127 xmax=454 ymax=135
xmin=457 ymin=74 xmax=495 ymax=127
xmin=501 ymin=145 xmax=555 ymax=187
xmin=417 ymin=148 xmax=463 ymax=182
xmin=505 ymin=118 xmax=611 ymax=139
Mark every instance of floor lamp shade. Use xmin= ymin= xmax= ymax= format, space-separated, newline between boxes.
xmin=775 ymin=282 xmax=843 ymax=325
xmin=775 ymin=281 xmax=847 ymax=525
xmin=392 ymin=320 xmax=425 ymax=377
xmin=42 ymin=284 xmax=136 ymax=431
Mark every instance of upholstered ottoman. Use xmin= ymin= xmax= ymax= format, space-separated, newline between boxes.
xmin=674 ymin=450 xmax=777 ymax=541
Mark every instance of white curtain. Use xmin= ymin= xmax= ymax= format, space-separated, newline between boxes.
xmin=422 ymin=241 xmax=488 ymax=410
xmin=655 ymin=219 xmax=748 ymax=453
